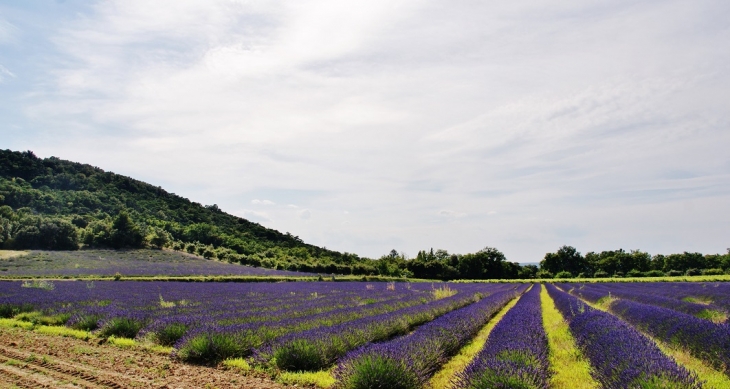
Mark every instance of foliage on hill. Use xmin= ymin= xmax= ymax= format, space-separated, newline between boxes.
xmin=0 ymin=149 xmax=368 ymax=275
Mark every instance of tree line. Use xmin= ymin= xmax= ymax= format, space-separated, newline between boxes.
xmin=539 ymin=245 xmax=730 ymax=278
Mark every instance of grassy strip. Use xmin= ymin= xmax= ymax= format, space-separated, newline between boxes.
xmin=651 ymin=337 xmax=730 ymax=389
xmin=0 ymin=250 xmax=28 ymax=260
xmin=565 ymin=287 xmax=730 ymax=389
xmin=277 ymin=370 xmax=336 ymax=388
xmin=0 ymin=318 xmax=34 ymax=330
xmin=540 ymin=284 xmax=598 ymax=389
xmin=35 ymin=325 xmax=92 ymax=340
xmin=428 ymin=293 xmax=523 ymax=389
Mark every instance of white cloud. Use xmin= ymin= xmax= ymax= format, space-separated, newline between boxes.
xmin=251 ymin=199 xmax=276 ymax=205
xmin=298 ymin=209 xmax=311 ymax=220
xmin=6 ymin=0 xmax=730 ymax=260
xmin=0 ymin=64 xmax=15 ymax=83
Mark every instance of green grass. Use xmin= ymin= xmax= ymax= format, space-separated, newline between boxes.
xmin=107 ymin=336 xmax=137 ymax=348
xmin=695 ymin=309 xmax=727 ymax=323
xmin=277 ymin=370 xmax=336 ymax=388
xmin=223 ymin=358 xmax=252 ymax=371
xmin=429 ymin=293 xmax=522 ymax=389
xmin=35 ymin=325 xmax=92 ymax=340
xmin=431 ymin=285 xmax=458 ymax=300
xmin=0 ymin=318 xmax=34 ymax=330
xmin=540 ymin=284 xmax=598 ymax=389
xmin=682 ymin=296 xmax=713 ymax=305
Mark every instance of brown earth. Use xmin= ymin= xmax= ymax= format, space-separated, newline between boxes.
xmin=0 ymin=327 xmax=292 ymax=389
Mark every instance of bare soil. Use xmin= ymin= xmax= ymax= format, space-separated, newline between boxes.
xmin=0 ymin=327 xmax=291 ymax=389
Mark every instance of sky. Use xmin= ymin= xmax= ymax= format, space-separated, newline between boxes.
xmin=1 ymin=0 xmax=729 ymax=262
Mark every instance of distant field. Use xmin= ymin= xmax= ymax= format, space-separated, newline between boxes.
xmin=0 ymin=249 xmax=313 ymax=277
xmin=0 ymin=250 xmax=27 ymax=260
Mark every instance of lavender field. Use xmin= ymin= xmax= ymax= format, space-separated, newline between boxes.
xmin=0 ymin=249 xmax=312 ymax=277
xmin=1 ymin=280 xmax=730 ymax=388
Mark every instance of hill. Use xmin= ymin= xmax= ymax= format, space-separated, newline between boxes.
xmin=0 ymin=149 xmax=371 ymax=275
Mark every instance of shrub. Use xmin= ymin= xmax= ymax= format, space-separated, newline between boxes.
xmin=554 ymin=271 xmax=574 ymax=279
xmin=176 ymin=332 xmax=256 ymax=365
xmin=626 ymin=269 xmax=643 ymax=278
xmin=155 ymin=323 xmax=189 ymax=346
xmin=337 ymin=354 xmax=420 ymax=389
xmin=666 ymin=270 xmax=683 ymax=277
xmin=613 ymin=271 xmax=624 ymax=278
xmin=274 ymin=339 xmax=330 ymax=372
xmin=685 ymin=268 xmax=701 ymax=276
xmin=113 ymin=272 xmax=122 ymax=281
xmin=0 ymin=303 xmax=34 ymax=318
xmin=71 ymin=314 xmax=103 ymax=331
xmin=536 ymin=270 xmax=553 ymax=279
xmin=593 ymin=270 xmax=609 ymax=278
xmin=701 ymin=268 xmax=724 ymax=276
xmin=99 ymin=317 xmax=146 ymax=339
xmin=643 ymin=270 xmax=665 ymax=277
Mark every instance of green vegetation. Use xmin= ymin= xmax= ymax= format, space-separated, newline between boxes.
xmin=277 ymin=370 xmax=336 ymax=388
xmin=539 ymin=245 xmax=730 ymax=279
xmin=539 ymin=285 xmax=598 ymax=389
xmin=0 ymin=149 xmax=372 ymax=275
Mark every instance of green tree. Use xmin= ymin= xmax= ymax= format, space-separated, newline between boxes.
xmin=540 ymin=246 xmax=586 ymax=276
xmin=109 ymin=211 xmax=144 ymax=249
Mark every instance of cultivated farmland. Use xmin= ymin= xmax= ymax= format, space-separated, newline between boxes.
xmin=0 ymin=281 xmax=729 ymax=388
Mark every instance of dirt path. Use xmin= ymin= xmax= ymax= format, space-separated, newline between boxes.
xmin=0 ymin=327 xmax=291 ymax=389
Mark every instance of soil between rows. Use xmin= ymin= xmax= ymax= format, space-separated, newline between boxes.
xmin=0 ymin=327 xmax=292 ymax=389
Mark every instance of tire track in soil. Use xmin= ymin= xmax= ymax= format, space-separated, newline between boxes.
xmin=0 ymin=327 xmax=291 ymax=389
xmin=0 ymin=359 xmax=74 ymax=388
xmin=0 ymin=345 xmax=134 ymax=389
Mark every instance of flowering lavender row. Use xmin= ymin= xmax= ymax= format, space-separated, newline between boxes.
xmin=601 ymin=282 xmax=730 ymax=313
xmin=560 ymin=283 xmax=727 ymax=320
xmin=170 ymin=289 xmax=441 ymax=363
xmin=1 ymin=250 xmax=312 ymax=277
xmin=253 ymin=284 xmax=519 ymax=372
xmin=608 ymin=298 xmax=730 ymax=375
xmin=546 ymin=284 xmax=702 ymax=389
xmin=0 ymin=281 xmax=436 ymax=346
xmin=453 ymin=285 xmax=549 ymax=389
xmin=334 ymin=284 xmax=528 ymax=388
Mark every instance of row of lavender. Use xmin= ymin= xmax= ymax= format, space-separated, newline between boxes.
xmin=334 ymin=284 xmax=530 ymax=388
xmin=562 ymin=283 xmax=730 ymax=375
xmin=546 ymin=284 xmax=703 ymax=388
xmin=0 ymin=281 xmax=511 ymax=364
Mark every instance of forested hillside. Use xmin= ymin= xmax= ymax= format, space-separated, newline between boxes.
xmin=0 ymin=149 xmax=370 ymax=274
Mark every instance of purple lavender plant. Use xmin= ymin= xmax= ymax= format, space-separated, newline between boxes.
xmin=610 ymin=298 xmax=730 ymax=374
xmin=452 ymin=285 xmax=549 ymax=389
xmin=255 ymin=284 xmax=516 ymax=371
xmin=546 ymin=284 xmax=702 ymax=389
xmin=334 ymin=285 xmax=528 ymax=388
